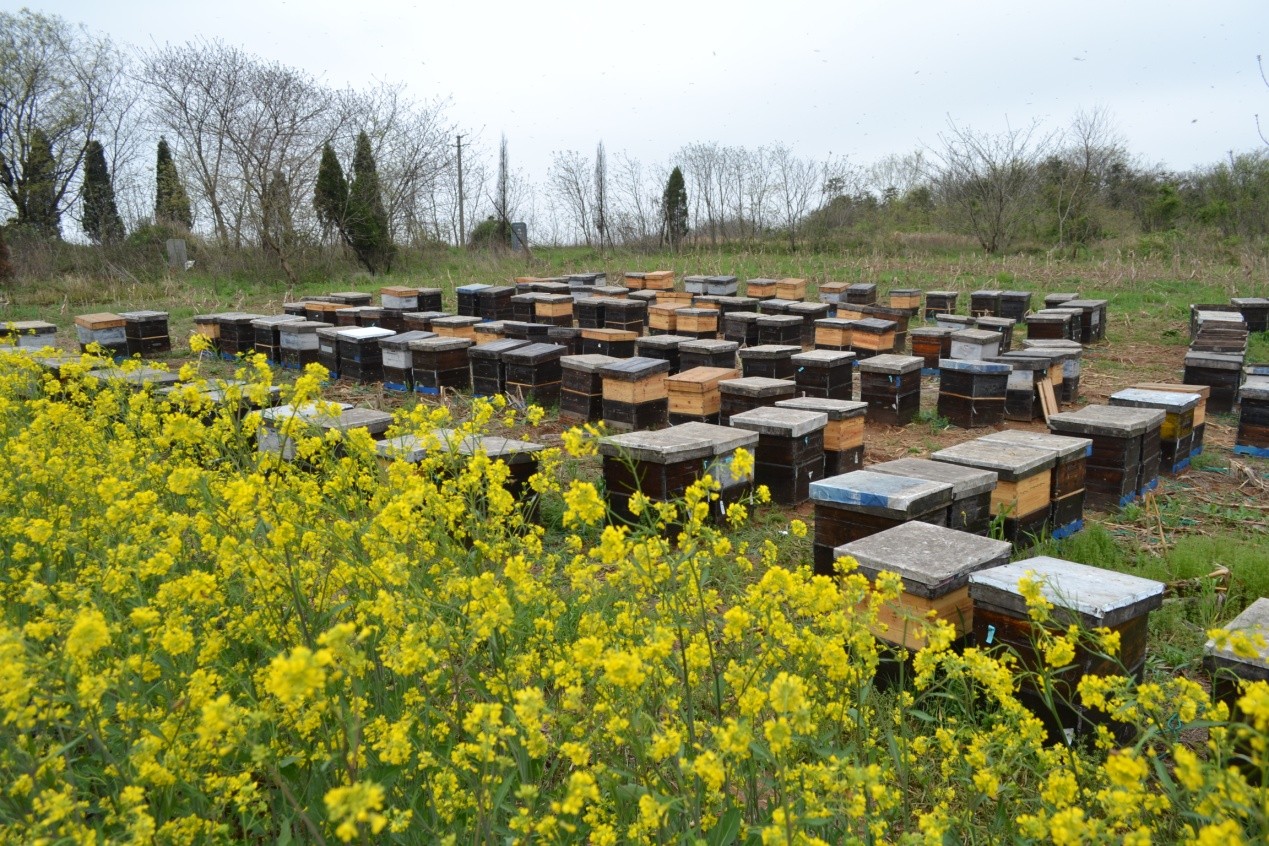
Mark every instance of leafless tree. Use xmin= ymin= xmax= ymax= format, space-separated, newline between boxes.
xmin=547 ymin=148 xmax=592 ymax=245
xmin=1045 ymin=106 xmax=1123 ymax=253
xmin=770 ymin=143 xmax=820 ymax=250
xmin=865 ymin=150 xmax=929 ymax=201
xmin=610 ymin=150 xmax=661 ymax=244
xmin=928 ymin=116 xmax=1054 ymax=253
xmin=0 ymin=9 xmax=126 ymax=236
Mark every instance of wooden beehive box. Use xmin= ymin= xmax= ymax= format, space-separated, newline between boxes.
xmin=868 ymin=457 xmax=998 ymax=536
xmin=837 ymin=522 xmax=1012 ymax=649
xmin=679 ymin=339 xmax=739 ymax=371
xmin=775 ymin=397 xmax=867 ymax=475
xmin=431 ymin=315 xmax=482 ymax=342
xmin=666 ymin=366 xmax=738 ymax=420
xmin=728 ymin=407 xmax=828 ymax=506
xmin=809 ymin=470 xmax=953 ymax=575
xmin=815 ymin=318 xmax=855 ymax=350
xmin=776 ymin=277 xmax=808 ymax=300
xmin=746 ymin=278 xmax=779 ymax=299
xmin=560 ymin=354 xmax=620 ymax=421
xmin=979 ymin=430 xmax=1091 ymax=539
xmin=932 ymin=439 xmax=1056 ymax=545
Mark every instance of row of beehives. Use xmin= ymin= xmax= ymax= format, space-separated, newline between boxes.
xmin=1181 ymin=298 xmax=1269 ymax=457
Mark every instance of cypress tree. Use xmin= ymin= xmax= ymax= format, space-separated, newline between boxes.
xmin=346 ymin=131 xmax=395 ymax=274
xmin=0 ymin=227 xmax=13 ymax=282
xmin=155 ymin=137 xmax=192 ymax=229
xmin=662 ymin=166 xmax=688 ymax=251
xmin=313 ymin=142 xmax=349 ymax=235
xmin=19 ymin=129 xmax=60 ymax=238
xmin=82 ymin=140 xmax=125 ymax=245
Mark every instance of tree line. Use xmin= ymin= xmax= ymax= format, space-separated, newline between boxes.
xmin=2 ymin=8 xmax=1268 ymax=283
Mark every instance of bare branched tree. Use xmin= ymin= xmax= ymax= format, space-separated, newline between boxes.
xmin=929 ymin=117 xmax=1054 ymax=253
xmin=547 ymin=148 xmax=592 ymax=245
xmin=770 ymin=143 xmax=820 ymax=250
xmin=0 ymin=9 xmax=126 ymax=237
xmin=1044 ymin=106 xmax=1124 ymax=254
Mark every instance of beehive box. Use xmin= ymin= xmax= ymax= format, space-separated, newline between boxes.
xmin=932 ymin=440 xmax=1057 ymax=546
xmin=600 ymin=356 xmax=671 ymax=431
xmin=845 ymin=283 xmax=877 ymax=305
xmin=0 ymin=320 xmax=57 ymax=350
xmin=456 ymin=283 xmax=491 ymax=317
xmin=1204 ymin=598 xmax=1269 ymax=711
xmin=548 ymin=326 xmax=582 ymax=356
xmin=74 ymin=312 xmax=127 ymax=357
xmin=402 ymin=311 xmax=449 ymax=332
xmin=502 ymin=342 xmax=567 ymax=406
xmin=316 ymin=327 xmax=342 ymax=377
xmin=868 ymin=457 xmax=998 ymax=536
xmin=723 ymin=311 xmax=762 ymax=346
xmin=119 ymin=310 xmax=171 ymax=356
xmin=756 ymin=314 xmax=804 ymax=347
xmin=469 ymin=338 xmax=530 ymax=396
xmin=809 ymin=471 xmax=953 ymax=575
xmin=975 ymin=316 xmax=1016 ymax=353
xmin=636 ymin=334 xmax=692 ymax=374
xmin=949 ymin=329 xmax=1002 ymax=362
xmin=335 ymin=327 xmax=395 ymax=383
xmin=276 ymin=320 xmax=328 ymax=370
xmin=641 ymin=270 xmax=675 ymax=290
xmin=1044 ymin=292 xmax=1080 ymax=309
xmin=705 ymin=275 xmax=740 ymax=296
xmin=836 ymin=522 xmax=1012 ymax=649
xmin=970 ymin=557 xmax=1164 ymax=741
xmin=888 ymin=287 xmax=922 ymax=314
xmin=560 ymin=354 xmax=620 ymax=421
xmin=859 ymin=304 xmax=912 ymax=352
xmin=683 ymin=275 xmax=709 ymax=294
xmin=260 ymin=403 xmax=389 ymax=460
xmin=1062 ymin=299 xmax=1108 ymax=343
xmin=786 ymin=302 xmax=833 ymax=346
xmin=814 ymin=318 xmax=855 ymax=351
xmin=923 ymin=291 xmax=958 ymax=320
xmin=534 ymin=293 xmax=577 ymax=326
xmin=986 ymin=354 xmax=1048 ymax=422
xmin=1230 ymin=297 xmax=1269 ymax=333
xmin=775 ymin=397 xmax=867 ymax=475
xmin=601 ymin=426 xmax=715 ymax=521
xmin=849 ymin=318 xmax=898 ymax=357
xmin=679 ymin=339 xmax=739 ymax=371
xmin=1025 ymin=311 xmax=1075 ymax=342
xmin=858 ymin=354 xmax=923 ymax=427
xmin=409 ymin=336 xmax=474 ymax=394
xmin=739 ymin=344 xmax=801 ymax=380
xmin=776 ymin=277 xmax=807 ymax=300
xmin=1109 ymin=388 xmax=1200 ymax=475
xmin=970 ymin=290 xmax=1002 ymax=317
xmin=1182 ymin=351 xmax=1243 ymax=414
xmin=574 ymin=296 xmax=614 ymax=329
xmin=936 ymin=360 xmax=1009 ymax=429
xmin=473 ymin=321 xmax=506 ymax=345
xmin=676 ymin=308 xmax=720 ymax=339
xmin=380 ymin=330 xmax=436 ymax=391
xmin=431 ymin=315 xmax=483 ymax=342
xmin=1234 ymin=379 xmax=1269 ymax=457
xmin=604 ymin=299 xmax=648 ymax=334
xmin=819 ymin=282 xmax=849 ymax=304
xmin=82 ymin=365 xmax=180 ymax=392
xmin=718 ymin=377 xmax=797 ymax=425
xmin=729 ymin=407 xmax=828 ymax=505
xmin=745 ymin=278 xmax=779 ymax=299
xmin=1024 ymin=339 xmax=1083 ymax=403
xmin=1131 ymin=382 xmax=1209 ymax=456
xmin=792 ymin=349 xmax=856 ymax=401
xmin=667 ymin=366 xmax=738 ymax=423
xmin=648 ymin=302 xmax=692 ymax=334
xmin=501 ymin=321 xmax=550 ymax=343
xmin=380 ymin=286 xmax=419 ymax=310
xmin=979 ymin=430 xmax=1091 ymax=539
xmin=1048 ymin=405 xmax=1164 ymax=508
xmin=910 ymin=327 xmax=953 ymax=371
xmin=997 ymin=290 xmax=1032 ymax=322
xmin=328 ymin=291 xmax=373 ymax=306
xmin=580 ymin=327 xmax=638 ymax=358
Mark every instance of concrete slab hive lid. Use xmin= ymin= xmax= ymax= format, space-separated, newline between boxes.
xmin=1205 ymin=598 xmax=1269 ymax=680
xmin=599 ymin=427 xmax=716 ymax=463
xmin=408 ymin=336 xmax=473 ymax=352
xmin=561 ymin=354 xmax=621 ymax=373
xmin=938 ymin=359 xmax=1011 ymax=374
xmin=636 ymin=335 xmax=693 ymax=350
xmin=835 ymin=521 xmax=1013 ymax=599
xmin=969 ymin=556 xmax=1164 ymax=628
xmin=740 ymin=344 xmax=802 ymax=360
xmin=1109 ymin=388 xmax=1201 ymax=413
xmin=728 ymin=406 xmax=829 ymax=438
xmin=858 ymin=354 xmax=923 ymax=375
xmin=717 ymin=377 xmax=797 ymax=398
xmin=1047 ymin=405 xmax=1166 ymax=438
xmin=599 ymin=356 xmax=672 ymax=380
xmin=680 ymin=339 xmax=739 ymax=353
xmin=931 ymin=440 xmax=1057 ymax=481
xmin=792 ymin=349 xmax=856 ymax=366
xmin=867 ymin=456 xmax=998 ymax=497
xmin=668 ymin=421 xmax=759 ymax=454
xmin=336 ymin=326 xmax=396 ymax=341
xmin=1183 ymin=351 xmax=1244 ymax=370
xmin=775 ymin=397 xmax=868 ymax=420
xmin=977 ymin=430 xmax=1092 ymax=462
xmin=809 ymin=470 xmax=953 ymax=517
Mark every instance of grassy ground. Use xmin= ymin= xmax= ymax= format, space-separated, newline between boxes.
xmin=4 ymin=244 xmax=1267 ymax=686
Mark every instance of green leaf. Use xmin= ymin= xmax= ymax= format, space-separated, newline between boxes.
xmin=707 ymin=807 xmax=742 ymax=846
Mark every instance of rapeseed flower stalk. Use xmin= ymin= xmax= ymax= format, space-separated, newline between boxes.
xmin=0 ymin=346 xmax=1266 ymax=844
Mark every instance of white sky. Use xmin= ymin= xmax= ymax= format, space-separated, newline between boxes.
xmin=17 ymin=0 xmax=1269 ymax=177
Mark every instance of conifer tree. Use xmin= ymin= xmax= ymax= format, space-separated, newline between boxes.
xmin=19 ymin=129 xmax=61 ymax=238
xmin=346 ymin=131 xmax=395 ymax=274
xmin=82 ymin=140 xmax=125 ymax=245
xmin=313 ymin=142 xmax=349 ymax=234
xmin=662 ymin=166 xmax=688 ymax=251
xmin=154 ymin=137 xmax=192 ymax=229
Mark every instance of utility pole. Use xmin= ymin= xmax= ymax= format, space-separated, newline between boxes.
xmin=455 ymin=134 xmax=466 ymax=248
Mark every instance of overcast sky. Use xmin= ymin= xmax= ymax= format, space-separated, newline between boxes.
xmin=17 ymin=0 xmax=1269 ymax=177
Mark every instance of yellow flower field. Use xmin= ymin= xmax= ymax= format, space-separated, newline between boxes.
xmin=0 ymin=345 xmax=1265 ymax=845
